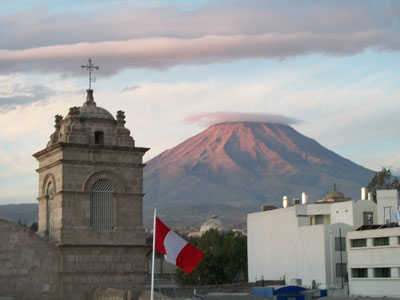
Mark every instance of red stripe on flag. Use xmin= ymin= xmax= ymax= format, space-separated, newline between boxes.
xmin=155 ymin=217 xmax=170 ymax=255
xmin=176 ymin=243 xmax=205 ymax=274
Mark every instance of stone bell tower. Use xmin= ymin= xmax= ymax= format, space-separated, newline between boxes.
xmin=33 ymin=87 xmax=149 ymax=299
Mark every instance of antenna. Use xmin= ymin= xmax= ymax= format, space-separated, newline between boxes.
xmin=81 ymin=58 xmax=99 ymax=90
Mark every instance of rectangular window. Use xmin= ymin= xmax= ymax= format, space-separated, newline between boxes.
xmin=373 ymin=237 xmax=389 ymax=246
xmin=335 ymin=237 xmax=346 ymax=251
xmin=315 ymin=215 xmax=324 ymax=225
xmin=352 ymin=268 xmax=368 ymax=278
xmin=351 ymin=239 xmax=367 ymax=248
xmin=374 ymin=268 xmax=391 ymax=278
xmin=94 ymin=131 xmax=104 ymax=144
xmin=363 ymin=211 xmax=373 ymax=225
xmin=336 ymin=263 xmax=347 ymax=278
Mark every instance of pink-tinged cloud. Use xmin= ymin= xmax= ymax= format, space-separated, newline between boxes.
xmin=0 ymin=31 xmax=394 ymax=76
xmin=185 ymin=112 xmax=301 ymax=127
xmin=1 ymin=1 xmax=399 ymax=50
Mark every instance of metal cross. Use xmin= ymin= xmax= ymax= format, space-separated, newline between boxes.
xmin=81 ymin=58 xmax=99 ymax=90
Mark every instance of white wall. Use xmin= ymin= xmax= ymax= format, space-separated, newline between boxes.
xmin=330 ymin=201 xmax=354 ymax=226
xmin=377 ymin=190 xmax=399 ymax=224
xmin=352 ymin=200 xmax=377 ymax=228
xmin=248 ymin=207 xmax=326 ymax=287
xmin=247 ymin=206 xmax=352 ymax=288
xmin=323 ymin=223 xmax=353 ymax=287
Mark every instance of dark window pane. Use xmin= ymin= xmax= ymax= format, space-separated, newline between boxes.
xmin=351 ymin=239 xmax=367 ymax=248
xmin=374 ymin=268 xmax=391 ymax=278
xmin=352 ymin=268 xmax=368 ymax=278
xmin=373 ymin=237 xmax=389 ymax=246
xmin=335 ymin=237 xmax=346 ymax=251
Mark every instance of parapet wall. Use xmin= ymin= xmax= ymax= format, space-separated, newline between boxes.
xmin=0 ymin=219 xmax=59 ymax=300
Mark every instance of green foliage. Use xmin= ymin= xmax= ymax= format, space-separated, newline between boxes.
xmin=367 ymin=167 xmax=400 ymax=201
xmin=177 ymin=229 xmax=247 ymax=285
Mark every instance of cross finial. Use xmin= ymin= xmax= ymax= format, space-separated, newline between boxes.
xmin=81 ymin=58 xmax=99 ymax=90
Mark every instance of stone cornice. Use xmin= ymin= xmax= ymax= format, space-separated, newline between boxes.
xmin=56 ymin=244 xmax=150 ymax=249
xmin=33 ymin=142 xmax=149 ymax=160
xmin=58 ymin=191 xmax=145 ymax=197
xmin=35 ymin=159 xmax=146 ymax=173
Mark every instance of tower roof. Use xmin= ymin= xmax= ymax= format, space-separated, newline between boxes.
xmin=45 ymin=89 xmax=135 ymax=148
xmin=77 ymin=90 xmax=114 ymax=120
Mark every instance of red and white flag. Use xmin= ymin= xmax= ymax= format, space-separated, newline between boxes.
xmin=155 ymin=217 xmax=204 ymax=274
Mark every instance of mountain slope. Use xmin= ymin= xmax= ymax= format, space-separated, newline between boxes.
xmin=143 ymin=122 xmax=374 ymax=227
xmin=0 ymin=203 xmax=37 ymax=225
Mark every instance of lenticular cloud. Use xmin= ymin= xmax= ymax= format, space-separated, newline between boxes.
xmin=185 ymin=111 xmax=302 ymax=127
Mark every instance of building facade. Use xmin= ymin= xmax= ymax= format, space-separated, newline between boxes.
xmin=247 ymin=188 xmax=377 ymax=290
xmin=32 ymin=89 xmax=149 ymax=299
xmin=347 ymin=190 xmax=400 ymax=298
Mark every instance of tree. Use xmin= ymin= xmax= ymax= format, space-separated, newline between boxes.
xmin=176 ymin=229 xmax=247 ymax=285
xmin=30 ymin=222 xmax=38 ymax=232
xmin=367 ymin=167 xmax=400 ymax=201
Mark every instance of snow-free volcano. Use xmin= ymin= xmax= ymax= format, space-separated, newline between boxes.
xmin=143 ymin=122 xmax=373 ymax=227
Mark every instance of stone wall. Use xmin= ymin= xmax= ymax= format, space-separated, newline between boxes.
xmin=59 ymin=245 xmax=148 ymax=300
xmin=0 ymin=220 xmax=149 ymax=300
xmin=0 ymin=219 xmax=59 ymax=300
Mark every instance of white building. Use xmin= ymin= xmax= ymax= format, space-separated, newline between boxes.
xmin=347 ymin=189 xmax=400 ymax=298
xmin=247 ymin=187 xmax=377 ymax=289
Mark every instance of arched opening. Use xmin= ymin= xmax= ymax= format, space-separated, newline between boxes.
xmin=45 ymin=181 xmax=54 ymax=236
xmin=90 ymin=179 xmax=114 ymax=231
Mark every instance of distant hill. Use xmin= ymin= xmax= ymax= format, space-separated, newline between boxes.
xmin=143 ymin=122 xmax=374 ymax=227
xmin=0 ymin=203 xmax=37 ymax=226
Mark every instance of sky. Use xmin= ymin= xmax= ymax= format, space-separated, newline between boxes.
xmin=0 ymin=0 xmax=399 ymax=204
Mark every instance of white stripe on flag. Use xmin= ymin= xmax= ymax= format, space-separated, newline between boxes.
xmin=164 ymin=230 xmax=188 ymax=264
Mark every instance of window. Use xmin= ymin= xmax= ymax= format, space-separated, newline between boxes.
xmin=373 ymin=237 xmax=389 ymax=246
xmin=90 ymin=179 xmax=114 ymax=231
xmin=363 ymin=211 xmax=373 ymax=225
xmin=336 ymin=263 xmax=347 ymax=278
xmin=94 ymin=131 xmax=104 ymax=144
xmin=374 ymin=268 xmax=391 ymax=278
xmin=352 ymin=268 xmax=368 ymax=278
xmin=351 ymin=239 xmax=367 ymax=248
xmin=335 ymin=237 xmax=346 ymax=251
xmin=315 ymin=215 xmax=324 ymax=224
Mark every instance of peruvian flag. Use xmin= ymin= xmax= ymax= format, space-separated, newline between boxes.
xmin=155 ymin=217 xmax=205 ymax=274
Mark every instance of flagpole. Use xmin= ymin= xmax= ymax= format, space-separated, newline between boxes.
xmin=150 ymin=208 xmax=156 ymax=300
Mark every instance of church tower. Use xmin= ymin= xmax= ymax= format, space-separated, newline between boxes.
xmin=33 ymin=70 xmax=149 ymax=298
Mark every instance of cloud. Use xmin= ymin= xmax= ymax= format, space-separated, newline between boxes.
xmin=0 ymin=31 xmax=395 ymax=76
xmin=122 ymin=85 xmax=140 ymax=92
xmin=185 ymin=111 xmax=302 ymax=127
xmin=0 ymin=75 xmax=54 ymax=111
xmin=0 ymin=1 xmax=399 ymax=75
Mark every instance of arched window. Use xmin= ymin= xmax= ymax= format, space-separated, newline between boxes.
xmin=90 ymin=179 xmax=114 ymax=231
xmin=46 ymin=182 xmax=54 ymax=236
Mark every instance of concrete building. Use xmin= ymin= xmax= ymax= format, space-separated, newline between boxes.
xmin=347 ymin=189 xmax=400 ymax=298
xmin=0 ymin=88 xmax=149 ymax=300
xmin=247 ymin=187 xmax=377 ymax=290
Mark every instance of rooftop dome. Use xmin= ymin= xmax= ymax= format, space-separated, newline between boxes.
xmin=200 ymin=215 xmax=226 ymax=233
xmin=325 ymin=183 xmax=344 ymax=200
xmin=78 ymin=89 xmax=114 ymax=120
xmin=316 ymin=183 xmax=351 ymax=203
